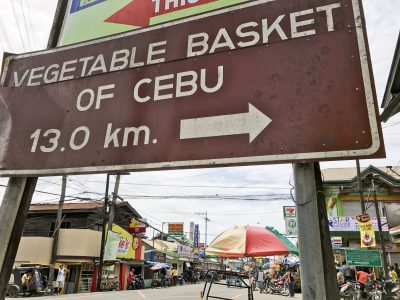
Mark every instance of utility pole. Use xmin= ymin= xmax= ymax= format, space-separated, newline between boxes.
xmin=293 ymin=163 xmax=339 ymax=300
xmin=196 ymin=211 xmax=209 ymax=247
xmin=356 ymin=159 xmax=366 ymax=214
xmin=371 ymin=177 xmax=389 ymax=279
xmin=97 ymin=174 xmax=110 ymax=292
xmin=48 ymin=175 xmax=67 ymax=287
xmin=161 ymin=222 xmax=167 ymax=242
xmin=107 ymin=174 xmax=121 ymax=230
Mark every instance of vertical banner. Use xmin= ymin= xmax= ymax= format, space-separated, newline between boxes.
xmin=357 ymin=215 xmax=376 ymax=248
xmin=190 ymin=221 xmax=195 ymax=241
xmin=194 ymin=224 xmax=199 ymax=247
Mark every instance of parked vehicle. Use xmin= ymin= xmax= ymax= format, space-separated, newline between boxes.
xmin=100 ymin=273 xmax=120 ymax=291
xmin=177 ymin=275 xmax=185 ymax=286
xmin=226 ymin=275 xmax=242 ymax=288
xmin=132 ymin=274 xmax=145 ymax=290
xmin=339 ymin=281 xmax=361 ymax=300
xmin=265 ymin=278 xmax=289 ymax=296
xmin=7 ymin=266 xmax=54 ymax=298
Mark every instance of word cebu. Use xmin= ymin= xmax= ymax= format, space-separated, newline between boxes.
xmin=15 ymin=2 xmax=341 ymax=87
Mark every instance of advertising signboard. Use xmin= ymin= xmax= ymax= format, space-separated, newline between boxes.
xmin=328 ymin=216 xmax=388 ymax=232
xmin=168 ymin=223 xmax=184 ymax=235
xmin=283 ymin=206 xmax=296 ymax=218
xmin=128 ymin=218 xmax=147 ymax=234
xmin=0 ymin=0 xmax=384 ymax=176
xmin=58 ymin=0 xmax=251 ymax=45
xmin=285 ymin=217 xmax=297 ymax=235
xmin=345 ymin=249 xmax=382 ymax=267
xmin=194 ymin=224 xmax=199 ymax=247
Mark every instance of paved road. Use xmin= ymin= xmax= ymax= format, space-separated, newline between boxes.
xmin=7 ymin=283 xmax=301 ymax=300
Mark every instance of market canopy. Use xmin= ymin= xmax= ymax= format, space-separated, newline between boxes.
xmin=265 ymin=226 xmax=299 ymax=255
xmin=205 ymin=225 xmax=291 ymax=258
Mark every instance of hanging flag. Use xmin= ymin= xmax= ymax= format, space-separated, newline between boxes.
xmin=356 ymin=214 xmax=376 ymax=248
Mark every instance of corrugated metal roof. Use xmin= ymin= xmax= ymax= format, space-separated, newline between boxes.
xmin=322 ymin=166 xmax=400 ymax=181
xmin=29 ymin=202 xmax=103 ymax=211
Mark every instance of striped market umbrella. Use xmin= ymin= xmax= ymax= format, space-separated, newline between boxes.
xmin=205 ymin=225 xmax=292 ymax=258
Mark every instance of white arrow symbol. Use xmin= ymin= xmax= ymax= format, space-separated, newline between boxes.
xmin=180 ymin=103 xmax=272 ymax=143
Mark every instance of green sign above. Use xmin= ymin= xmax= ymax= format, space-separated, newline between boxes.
xmin=345 ymin=249 xmax=382 ymax=267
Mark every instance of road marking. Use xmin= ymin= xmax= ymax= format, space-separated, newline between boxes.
xmin=136 ymin=290 xmax=146 ymax=299
xmin=159 ymin=297 xmax=198 ymax=299
xmin=180 ymin=103 xmax=272 ymax=143
xmin=233 ymin=294 xmax=243 ymax=299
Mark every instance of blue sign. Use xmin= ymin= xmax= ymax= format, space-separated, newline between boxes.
xmin=70 ymin=0 xmax=108 ymax=13
xmin=194 ymin=224 xmax=199 ymax=247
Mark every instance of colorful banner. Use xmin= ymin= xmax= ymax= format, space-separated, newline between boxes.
xmin=356 ymin=215 xmax=376 ymax=248
xmin=104 ymin=231 xmax=120 ymax=261
xmin=168 ymin=223 xmax=184 ymax=235
xmin=194 ymin=224 xmax=199 ymax=247
xmin=108 ymin=224 xmax=143 ymax=259
xmin=128 ymin=218 xmax=147 ymax=234
xmin=189 ymin=221 xmax=195 ymax=241
xmin=328 ymin=216 xmax=388 ymax=232
xmin=58 ymin=0 xmax=251 ymax=46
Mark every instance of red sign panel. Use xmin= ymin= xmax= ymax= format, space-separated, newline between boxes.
xmin=168 ymin=223 xmax=184 ymax=234
xmin=0 ymin=0 xmax=384 ymax=176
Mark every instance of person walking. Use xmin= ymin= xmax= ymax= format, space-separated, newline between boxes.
xmin=284 ymin=267 xmax=295 ymax=297
xmin=256 ymin=267 xmax=265 ymax=293
xmin=55 ymin=264 xmax=69 ymax=295
xmin=160 ymin=267 xmax=167 ymax=287
xmin=171 ymin=267 xmax=178 ymax=285
xmin=127 ymin=267 xmax=135 ymax=289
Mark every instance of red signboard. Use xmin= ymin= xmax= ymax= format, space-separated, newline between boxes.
xmin=0 ymin=0 xmax=384 ymax=176
xmin=168 ymin=223 xmax=184 ymax=234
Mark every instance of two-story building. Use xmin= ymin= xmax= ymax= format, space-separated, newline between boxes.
xmin=14 ymin=201 xmax=143 ymax=293
xmin=322 ymin=165 xmax=400 ymax=264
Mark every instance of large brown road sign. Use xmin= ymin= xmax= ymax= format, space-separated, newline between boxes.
xmin=0 ymin=0 xmax=384 ymax=176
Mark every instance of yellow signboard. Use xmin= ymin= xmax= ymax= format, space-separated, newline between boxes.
xmin=356 ymin=215 xmax=376 ymax=248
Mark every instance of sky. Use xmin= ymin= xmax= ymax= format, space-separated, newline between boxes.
xmin=0 ymin=0 xmax=399 ymax=246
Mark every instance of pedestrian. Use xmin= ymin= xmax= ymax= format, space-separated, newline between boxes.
xmin=55 ymin=264 xmax=69 ymax=295
xmin=337 ymin=268 xmax=345 ymax=287
xmin=256 ymin=267 xmax=265 ymax=293
xmin=171 ymin=267 xmax=178 ymax=285
xmin=160 ymin=267 xmax=167 ymax=287
xmin=343 ymin=262 xmax=354 ymax=283
xmin=127 ymin=267 xmax=135 ymax=289
xmin=389 ymin=266 xmax=399 ymax=282
xmin=284 ymin=267 xmax=295 ymax=297
xmin=356 ymin=268 xmax=371 ymax=292
xmin=395 ymin=263 xmax=400 ymax=277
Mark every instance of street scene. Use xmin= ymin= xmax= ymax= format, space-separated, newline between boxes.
xmin=0 ymin=0 xmax=400 ymax=300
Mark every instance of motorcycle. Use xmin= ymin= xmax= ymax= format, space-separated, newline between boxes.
xmin=132 ymin=274 xmax=145 ymax=290
xmin=265 ymin=278 xmax=287 ymax=295
xmin=369 ymin=280 xmax=400 ymax=300
xmin=177 ymin=275 xmax=185 ymax=286
xmin=339 ymin=281 xmax=360 ymax=300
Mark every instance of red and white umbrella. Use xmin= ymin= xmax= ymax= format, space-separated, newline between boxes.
xmin=205 ymin=225 xmax=290 ymax=258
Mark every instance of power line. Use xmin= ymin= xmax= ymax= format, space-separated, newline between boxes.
xmin=18 ymin=0 xmax=31 ymax=51
xmin=8 ymin=0 xmax=26 ymax=51
xmin=24 ymin=0 xmax=36 ymax=49
xmin=0 ymin=16 xmax=11 ymax=50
